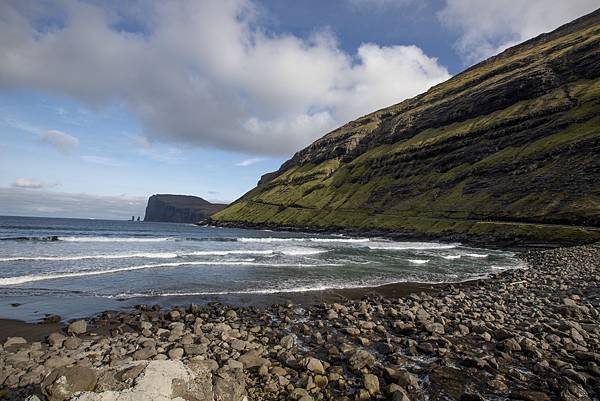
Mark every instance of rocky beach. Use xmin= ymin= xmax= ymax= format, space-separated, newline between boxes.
xmin=1 ymin=243 xmax=598 ymax=401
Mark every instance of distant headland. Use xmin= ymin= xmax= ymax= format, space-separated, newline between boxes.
xmin=143 ymin=194 xmax=227 ymax=224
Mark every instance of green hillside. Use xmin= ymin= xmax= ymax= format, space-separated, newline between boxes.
xmin=213 ymin=10 xmax=600 ymax=245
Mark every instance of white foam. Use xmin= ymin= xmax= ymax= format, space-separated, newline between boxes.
xmin=108 ymin=283 xmax=370 ymax=298
xmin=185 ymin=250 xmax=274 ymax=256
xmin=308 ymin=238 xmax=370 ymax=243
xmin=237 ymin=237 xmax=370 ymax=244
xmin=60 ymin=236 xmax=172 ymax=242
xmin=465 ymin=253 xmax=489 ymax=258
xmin=368 ymin=242 xmax=457 ymax=250
xmin=237 ymin=237 xmax=295 ymax=243
xmin=441 ymin=255 xmax=462 ymax=260
xmin=0 ymin=261 xmax=342 ymax=285
xmin=0 ymin=252 xmax=178 ymax=262
xmin=407 ymin=259 xmax=430 ymax=264
xmin=280 ymin=248 xmax=327 ymax=256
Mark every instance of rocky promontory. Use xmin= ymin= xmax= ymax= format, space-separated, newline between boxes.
xmin=143 ymin=194 xmax=226 ymax=224
xmin=1 ymin=244 xmax=598 ymax=401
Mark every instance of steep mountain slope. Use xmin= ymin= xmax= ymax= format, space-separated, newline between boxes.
xmin=213 ymin=10 xmax=600 ymax=245
xmin=144 ymin=194 xmax=226 ymax=223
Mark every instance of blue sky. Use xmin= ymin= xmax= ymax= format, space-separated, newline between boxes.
xmin=0 ymin=0 xmax=597 ymax=219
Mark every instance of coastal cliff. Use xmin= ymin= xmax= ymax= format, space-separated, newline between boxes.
xmin=213 ymin=10 xmax=600 ymax=245
xmin=144 ymin=194 xmax=226 ymax=224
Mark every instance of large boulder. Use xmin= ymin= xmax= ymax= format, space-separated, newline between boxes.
xmin=42 ymin=366 xmax=98 ymax=401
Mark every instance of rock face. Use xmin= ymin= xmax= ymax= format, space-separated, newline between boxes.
xmin=213 ymin=10 xmax=600 ymax=245
xmin=144 ymin=194 xmax=227 ymax=224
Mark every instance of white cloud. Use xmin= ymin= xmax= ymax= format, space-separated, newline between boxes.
xmin=12 ymin=178 xmax=45 ymax=189
xmin=235 ymin=157 xmax=266 ymax=167
xmin=41 ymin=130 xmax=80 ymax=153
xmin=438 ymin=0 xmax=599 ymax=65
xmin=0 ymin=0 xmax=450 ymax=156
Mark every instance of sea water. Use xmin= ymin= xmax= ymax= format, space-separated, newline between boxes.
xmin=0 ymin=216 xmax=521 ymax=320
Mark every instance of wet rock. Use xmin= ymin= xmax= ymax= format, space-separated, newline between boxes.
xmin=363 ymin=373 xmax=380 ymax=395
xmin=348 ymin=349 xmax=376 ymax=370
xmin=510 ymin=390 xmax=551 ymax=401
xmin=305 ymin=357 xmax=325 ymax=374
xmin=68 ymin=320 xmax=87 ymax=335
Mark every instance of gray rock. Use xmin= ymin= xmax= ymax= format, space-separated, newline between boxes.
xmin=68 ymin=320 xmax=87 ymax=335
xmin=42 ymin=366 xmax=97 ymax=401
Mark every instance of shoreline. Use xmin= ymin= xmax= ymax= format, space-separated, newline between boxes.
xmin=0 ymin=271 xmax=491 ymax=327
xmin=2 ymin=243 xmax=598 ymax=400
xmin=206 ymin=219 xmax=598 ymax=251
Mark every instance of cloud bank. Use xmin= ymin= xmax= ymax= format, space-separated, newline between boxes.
xmin=438 ymin=0 xmax=599 ymax=65
xmin=0 ymin=0 xmax=450 ymax=156
xmin=0 ymin=188 xmax=146 ymax=220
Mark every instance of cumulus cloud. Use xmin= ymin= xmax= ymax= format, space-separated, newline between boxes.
xmin=0 ymin=0 xmax=450 ymax=156
xmin=438 ymin=0 xmax=599 ymax=65
xmin=40 ymin=130 xmax=80 ymax=153
xmin=12 ymin=178 xmax=45 ymax=189
xmin=0 ymin=188 xmax=146 ymax=219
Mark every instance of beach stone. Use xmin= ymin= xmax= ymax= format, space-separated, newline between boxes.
xmin=168 ymin=348 xmax=184 ymax=360
xmin=397 ymin=370 xmax=419 ymax=388
xmin=45 ymin=356 xmax=74 ymax=369
xmin=305 ymin=357 xmax=325 ymax=374
xmin=132 ymin=347 xmax=157 ymax=360
xmin=64 ymin=337 xmax=82 ymax=350
xmin=280 ymin=335 xmax=295 ymax=349
xmin=68 ymin=320 xmax=87 ymax=335
xmin=509 ymin=390 xmax=551 ymax=401
xmin=42 ymin=366 xmax=97 ymax=401
xmin=183 ymin=344 xmax=207 ymax=356
xmin=238 ymin=349 xmax=269 ymax=370
xmin=168 ymin=310 xmax=181 ymax=321
xmin=214 ymin=367 xmax=246 ymax=401
xmin=348 ymin=349 xmax=375 ymax=370
xmin=363 ymin=373 xmax=380 ymax=395
xmin=48 ymin=333 xmax=67 ymax=347
xmin=231 ymin=339 xmax=247 ymax=351
xmin=424 ymin=322 xmax=445 ymax=335
xmin=391 ymin=388 xmax=411 ymax=401
xmin=4 ymin=337 xmax=27 ymax=347
xmin=70 ymin=361 xmax=193 ymax=401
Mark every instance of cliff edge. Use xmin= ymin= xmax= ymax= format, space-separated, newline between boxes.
xmin=144 ymin=194 xmax=226 ymax=224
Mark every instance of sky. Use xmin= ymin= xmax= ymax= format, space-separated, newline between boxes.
xmin=0 ymin=0 xmax=597 ymax=219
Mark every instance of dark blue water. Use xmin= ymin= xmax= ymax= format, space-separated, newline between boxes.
xmin=0 ymin=216 xmax=520 ymax=321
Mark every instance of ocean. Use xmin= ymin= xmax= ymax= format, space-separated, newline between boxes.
xmin=0 ymin=216 xmax=521 ymax=321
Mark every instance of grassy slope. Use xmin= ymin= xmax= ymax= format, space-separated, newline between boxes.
xmin=214 ymin=12 xmax=600 ymax=245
